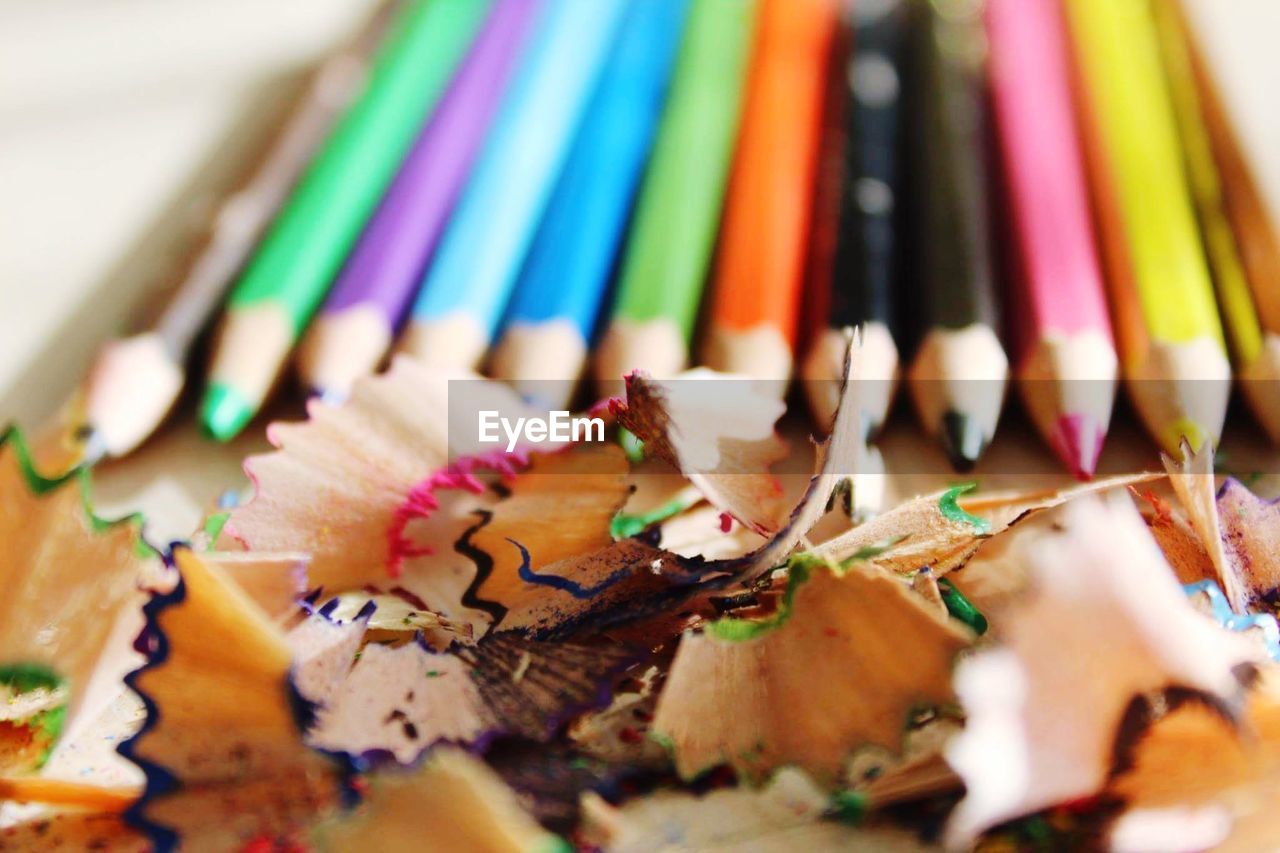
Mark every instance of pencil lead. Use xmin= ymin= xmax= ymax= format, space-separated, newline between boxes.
xmin=941 ymin=411 xmax=986 ymax=473
xmin=307 ymin=386 xmax=349 ymax=408
xmin=1051 ymin=414 xmax=1105 ymax=481
xmin=79 ymin=427 xmax=108 ymax=468
xmin=78 ymin=332 xmax=184 ymax=459
xmin=200 ymin=383 xmax=254 ymax=443
xmin=1161 ymin=417 xmax=1212 ymax=459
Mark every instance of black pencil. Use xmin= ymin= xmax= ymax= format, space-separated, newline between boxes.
xmin=904 ymin=0 xmax=1009 ymax=471
xmin=803 ymin=0 xmax=908 ymax=434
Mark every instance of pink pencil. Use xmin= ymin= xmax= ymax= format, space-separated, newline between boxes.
xmin=987 ymin=0 xmax=1118 ymax=479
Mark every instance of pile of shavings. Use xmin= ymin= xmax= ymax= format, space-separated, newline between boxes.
xmin=14 ymin=350 xmax=1280 ymax=851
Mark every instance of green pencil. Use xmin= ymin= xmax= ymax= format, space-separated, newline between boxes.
xmin=200 ymin=0 xmax=493 ymax=441
xmin=592 ymin=0 xmax=757 ymax=394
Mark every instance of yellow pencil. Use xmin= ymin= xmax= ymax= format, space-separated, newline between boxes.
xmin=1153 ymin=0 xmax=1261 ymax=368
xmin=1176 ymin=0 xmax=1280 ymax=443
xmin=1065 ymin=0 xmax=1230 ymax=455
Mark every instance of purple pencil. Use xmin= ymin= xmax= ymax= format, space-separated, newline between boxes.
xmin=297 ymin=0 xmax=541 ymax=399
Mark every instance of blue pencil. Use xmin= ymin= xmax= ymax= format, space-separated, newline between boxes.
xmin=398 ymin=0 xmax=629 ymax=369
xmin=491 ymin=0 xmax=691 ymax=407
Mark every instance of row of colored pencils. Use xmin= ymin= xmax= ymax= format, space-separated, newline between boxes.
xmin=76 ymin=0 xmax=1280 ymax=480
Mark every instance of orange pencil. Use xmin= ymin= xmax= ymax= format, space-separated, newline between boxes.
xmin=701 ymin=0 xmax=838 ymax=382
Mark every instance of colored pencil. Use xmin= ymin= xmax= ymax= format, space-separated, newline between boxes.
xmin=199 ymin=0 xmax=492 ymax=442
xmin=398 ymin=0 xmax=628 ymax=370
xmin=592 ymin=0 xmax=758 ymax=395
xmin=1154 ymin=0 xmax=1256 ymax=358
xmin=490 ymin=0 xmax=690 ymax=409
xmin=701 ymin=0 xmax=838 ymax=382
xmin=1065 ymin=0 xmax=1230 ymax=456
xmin=801 ymin=0 xmax=908 ymax=433
xmin=905 ymin=0 xmax=1009 ymax=472
xmin=1178 ymin=0 xmax=1280 ymax=443
xmin=1153 ymin=0 xmax=1261 ymax=423
xmin=75 ymin=1 xmax=395 ymax=459
xmin=987 ymin=0 xmax=1117 ymax=480
xmin=297 ymin=0 xmax=540 ymax=403
xmin=799 ymin=12 xmax=850 ymax=426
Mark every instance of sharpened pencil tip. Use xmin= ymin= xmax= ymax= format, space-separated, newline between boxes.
xmin=79 ymin=427 xmax=108 ymax=468
xmin=307 ymin=386 xmax=350 ymax=408
xmin=1051 ymin=414 xmax=1104 ymax=481
xmin=941 ymin=411 xmax=987 ymax=473
xmin=1159 ymin=418 xmax=1211 ymax=459
xmin=200 ymin=383 xmax=254 ymax=443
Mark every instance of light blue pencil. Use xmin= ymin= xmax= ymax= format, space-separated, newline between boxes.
xmin=491 ymin=0 xmax=691 ymax=407
xmin=399 ymin=0 xmax=629 ymax=369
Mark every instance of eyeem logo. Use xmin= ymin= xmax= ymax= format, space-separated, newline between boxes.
xmin=478 ymin=410 xmax=605 ymax=452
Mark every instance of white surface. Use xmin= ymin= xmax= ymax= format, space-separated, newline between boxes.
xmin=0 ymin=0 xmax=380 ymax=425
xmin=0 ymin=0 xmax=376 ymax=119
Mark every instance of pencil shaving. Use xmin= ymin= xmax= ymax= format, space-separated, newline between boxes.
xmin=200 ymin=550 xmax=310 ymax=624
xmin=652 ymin=557 xmax=970 ymax=786
xmin=1213 ymin=480 xmax=1280 ymax=604
xmin=310 ymin=747 xmax=558 ymax=852
xmin=944 ymin=494 xmax=1256 ymax=847
xmin=0 ymin=428 xmax=150 ymax=775
xmin=581 ymin=767 xmax=934 ymax=852
xmin=815 ymin=471 xmax=1160 ymax=574
xmin=122 ymin=549 xmax=340 ymax=849
xmin=476 ymin=356 xmax=866 ymax=642
xmin=227 ymin=358 xmax=564 ymax=635
xmin=305 ymin=633 xmax=637 ymax=767
xmin=616 ymin=369 xmax=789 ymax=535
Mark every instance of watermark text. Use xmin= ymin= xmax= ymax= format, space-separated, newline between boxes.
xmin=477 ymin=410 xmax=605 ymax=452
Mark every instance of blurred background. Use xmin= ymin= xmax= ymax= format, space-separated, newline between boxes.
xmin=2 ymin=0 xmax=1279 ymax=529
xmin=0 ymin=0 xmax=381 ymax=423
